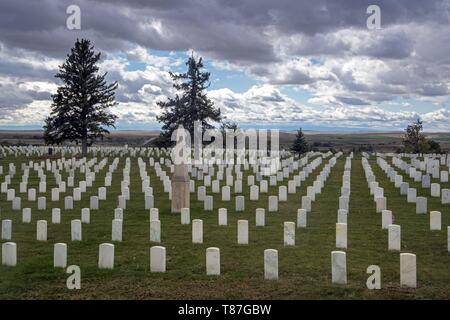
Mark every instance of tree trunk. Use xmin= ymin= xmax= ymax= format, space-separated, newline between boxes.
xmin=81 ymin=138 xmax=88 ymax=158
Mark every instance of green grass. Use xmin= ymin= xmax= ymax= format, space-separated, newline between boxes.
xmin=0 ymin=153 xmax=449 ymax=299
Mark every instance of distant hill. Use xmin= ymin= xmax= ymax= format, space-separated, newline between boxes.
xmin=1 ymin=129 xmax=449 ymax=152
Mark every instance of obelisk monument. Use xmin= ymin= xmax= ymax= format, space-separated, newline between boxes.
xmin=171 ymin=163 xmax=190 ymax=213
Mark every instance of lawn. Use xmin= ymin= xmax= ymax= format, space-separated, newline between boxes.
xmin=0 ymin=152 xmax=449 ymax=299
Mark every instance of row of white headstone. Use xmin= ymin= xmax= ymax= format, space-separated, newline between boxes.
xmin=377 ymin=157 xmax=445 ymax=231
xmin=363 ymin=157 xmax=402 ymax=251
xmin=335 ymin=154 xmax=352 ymax=249
xmin=2 ymin=156 xmax=118 ymax=213
xmin=191 ymin=154 xmax=326 ymax=213
xmin=300 ymin=152 xmax=343 ymax=214
xmin=390 ymin=155 xmax=450 ymax=205
xmin=0 ymin=240 xmax=419 ymax=287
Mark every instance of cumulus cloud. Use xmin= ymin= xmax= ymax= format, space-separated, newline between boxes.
xmin=209 ymin=84 xmax=423 ymax=129
xmin=0 ymin=0 xmax=449 ymax=130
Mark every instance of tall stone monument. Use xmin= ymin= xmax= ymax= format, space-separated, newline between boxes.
xmin=171 ymin=163 xmax=190 ymax=213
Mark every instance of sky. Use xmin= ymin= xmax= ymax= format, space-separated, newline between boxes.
xmin=1 ymin=0 xmax=450 ymax=132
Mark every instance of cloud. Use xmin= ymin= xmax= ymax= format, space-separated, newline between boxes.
xmin=0 ymin=0 xmax=449 ymax=130
xmin=208 ymin=84 xmax=450 ymax=131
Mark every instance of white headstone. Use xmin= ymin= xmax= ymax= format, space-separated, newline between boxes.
xmin=51 ymin=208 xmax=61 ymax=224
xmin=71 ymin=219 xmax=82 ymax=241
xmin=145 ymin=195 xmax=154 ymax=210
xmin=90 ymin=196 xmax=99 ymax=210
xmin=237 ymin=220 xmax=249 ymax=244
xmin=65 ymin=196 xmax=73 ymax=210
xmin=51 ymin=188 xmax=59 ymax=201
xmin=54 ymin=243 xmax=67 ymax=268
xmin=337 ymin=209 xmax=347 ymax=224
xmin=81 ymin=208 xmax=90 ymax=224
xmin=234 ymin=180 xmax=243 ymax=193
xmin=36 ymin=220 xmax=47 ymax=241
xmin=73 ymin=188 xmax=81 ymax=201
xmin=250 ymin=185 xmax=259 ymax=201
xmin=192 ymin=219 xmax=203 ymax=243
xmin=197 ymin=186 xmax=206 ymax=201
xmin=150 ymin=246 xmax=166 ymax=272
xmin=278 ymin=186 xmax=287 ymax=202
xmin=388 ymin=224 xmax=401 ymax=251
xmin=218 ymin=208 xmax=227 ymax=226
xmin=39 ymin=181 xmax=46 ymax=193
xmin=112 ymin=219 xmax=123 ymax=241
xmin=235 ymin=196 xmax=245 ymax=212
xmin=375 ymin=197 xmax=386 ymax=213
xmin=204 ymin=195 xmax=213 ymax=211
xmin=336 ymin=223 xmax=347 ymax=249
xmin=181 ymin=208 xmax=190 ymax=225
xmin=448 ymin=226 xmax=450 ymax=252
xmin=206 ymin=247 xmax=220 ymax=276
xmin=260 ymin=180 xmax=268 ymax=193
xmin=211 ymin=180 xmax=220 ymax=193
xmin=407 ymin=188 xmax=417 ymax=203
xmin=339 ymin=196 xmax=349 ymax=211
xmin=442 ymin=189 xmax=450 ymax=204
xmin=1 ymin=219 xmax=12 ymax=240
xmin=256 ymin=208 xmax=265 ymax=227
xmin=221 ymin=186 xmax=231 ymax=201
xmin=264 ymin=249 xmax=278 ymax=280
xmin=284 ymin=222 xmax=295 ymax=246
xmin=297 ymin=209 xmax=307 ymax=228
xmin=381 ymin=210 xmax=393 ymax=229
xmin=12 ymin=197 xmax=21 ymax=211
xmin=440 ymin=171 xmax=448 ymax=183
xmin=98 ymin=243 xmax=114 ymax=269
xmin=114 ymin=208 xmax=123 ymax=220
xmin=331 ymin=251 xmax=347 ymax=284
xmin=28 ymin=188 xmax=36 ymax=201
xmin=150 ymin=208 xmax=159 ymax=222
xmin=302 ymin=196 xmax=311 ymax=212
xmin=268 ymin=196 xmax=278 ymax=212
xmin=150 ymin=220 xmax=161 ymax=243
xmin=430 ymin=211 xmax=441 ymax=230
xmin=98 ymin=187 xmax=107 ymax=200
xmin=22 ymin=208 xmax=31 ymax=223
xmin=288 ymin=180 xmax=296 ymax=194
xmin=118 ymin=195 xmax=127 ymax=209
xmin=431 ymin=183 xmax=440 ymax=197
xmin=2 ymin=242 xmax=16 ymax=266
xmin=37 ymin=196 xmax=46 ymax=210
xmin=416 ymin=197 xmax=427 ymax=214
xmin=400 ymin=253 xmax=416 ymax=288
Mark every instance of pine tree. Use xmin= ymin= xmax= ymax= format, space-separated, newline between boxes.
xmin=155 ymin=54 xmax=222 ymax=146
xmin=402 ymin=119 xmax=429 ymax=153
xmin=427 ymin=139 xmax=441 ymax=153
xmin=291 ymin=128 xmax=310 ymax=154
xmin=44 ymin=38 xmax=118 ymax=157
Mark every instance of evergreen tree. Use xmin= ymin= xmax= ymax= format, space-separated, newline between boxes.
xmin=291 ymin=128 xmax=310 ymax=154
xmin=402 ymin=119 xmax=429 ymax=153
xmin=155 ymin=54 xmax=222 ymax=146
xmin=427 ymin=139 xmax=442 ymax=153
xmin=44 ymin=38 xmax=118 ymax=157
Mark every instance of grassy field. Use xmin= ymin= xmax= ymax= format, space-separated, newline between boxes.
xmin=3 ymin=130 xmax=450 ymax=152
xmin=0 ymin=153 xmax=449 ymax=299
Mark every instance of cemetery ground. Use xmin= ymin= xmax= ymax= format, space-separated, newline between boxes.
xmin=0 ymin=154 xmax=449 ymax=299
